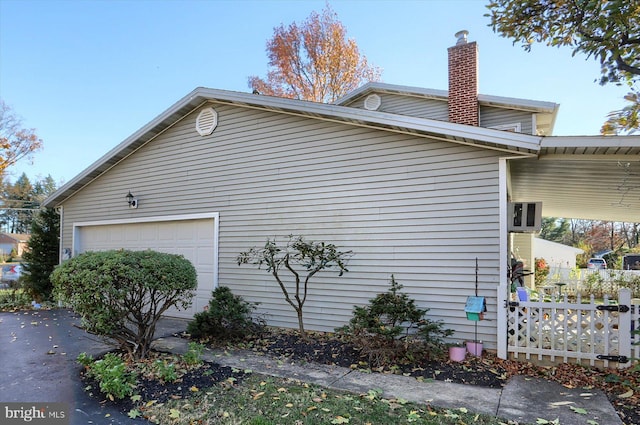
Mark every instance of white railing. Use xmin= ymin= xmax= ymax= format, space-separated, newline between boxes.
xmin=507 ymin=288 xmax=638 ymax=369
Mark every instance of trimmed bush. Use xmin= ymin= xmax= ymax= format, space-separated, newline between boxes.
xmin=188 ymin=286 xmax=262 ymax=340
xmin=52 ymin=249 xmax=197 ymax=360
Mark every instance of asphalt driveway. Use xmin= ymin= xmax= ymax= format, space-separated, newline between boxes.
xmin=0 ymin=309 xmax=136 ymax=424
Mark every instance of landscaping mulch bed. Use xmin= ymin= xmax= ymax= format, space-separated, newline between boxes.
xmin=246 ymin=330 xmax=508 ymax=388
xmin=226 ymin=328 xmax=640 ymax=425
xmin=82 ymin=328 xmax=640 ymax=425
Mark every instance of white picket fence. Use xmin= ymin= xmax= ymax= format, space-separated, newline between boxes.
xmin=507 ymin=288 xmax=639 ymax=369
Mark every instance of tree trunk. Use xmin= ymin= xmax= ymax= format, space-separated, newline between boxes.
xmin=296 ymin=308 xmax=306 ymax=340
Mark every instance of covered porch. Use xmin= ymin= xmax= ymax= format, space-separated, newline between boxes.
xmin=497 ymin=135 xmax=640 ymax=360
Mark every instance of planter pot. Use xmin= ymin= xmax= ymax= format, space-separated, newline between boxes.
xmin=449 ymin=346 xmax=466 ymax=362
xmin=466 ymin=341 xmax=483 ymax=356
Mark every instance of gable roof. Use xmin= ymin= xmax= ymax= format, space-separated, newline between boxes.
xmin=534 ymin=237 xmax=584 ymax=255
xmin=0 ymin=233 xmax=30 ymax=243
xmin=42 ymin=86 xmax=543 ymax=208
xmin=334 ymin=82 xmax=560 ymax=136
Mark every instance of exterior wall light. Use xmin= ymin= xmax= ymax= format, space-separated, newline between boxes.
xmin=125 ymin=191 xmax=138 ymax=209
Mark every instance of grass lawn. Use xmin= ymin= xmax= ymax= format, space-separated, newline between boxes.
xmin=136 ymin=372 xmax=510 ymax=425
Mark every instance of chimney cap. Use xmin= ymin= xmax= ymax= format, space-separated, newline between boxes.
xmin=455 ymin=30 xmax=469 ymax=45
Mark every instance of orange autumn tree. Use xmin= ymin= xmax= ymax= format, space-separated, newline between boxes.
xmin=249 ymin=5 xmax=381 ymax=103
xmin=0 ymin=100 xmax=43 ymax=175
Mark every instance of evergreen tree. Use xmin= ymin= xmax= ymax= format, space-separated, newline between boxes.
xmin=1 ymin=173 xmax=35 ymax=233
xmin=22 ymin=207 xmax=59 ymax=301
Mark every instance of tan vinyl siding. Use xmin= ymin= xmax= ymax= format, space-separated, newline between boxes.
xmin=60 ymin=103 xmax=503 ymax=347
xmin=347 ymin=94 xmax=536 ymax=136
xmin=480 ymin=106 xmax=534 ymax=134
xmin=349 ymin=93 xmax=449 ymax=121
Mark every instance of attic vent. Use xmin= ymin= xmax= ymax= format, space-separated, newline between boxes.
xmin=364 ymin=94 xmax=381 ymax=111
xmin=195 ymin=107 xmax=218 ymax=136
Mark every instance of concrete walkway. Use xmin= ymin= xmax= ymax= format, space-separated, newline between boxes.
xmin=0 ymin=310 xmax=623 ymax=425
xmin=151 ymin=318 xmax=623 ymax=425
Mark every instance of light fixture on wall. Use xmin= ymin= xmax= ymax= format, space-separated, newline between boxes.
xmin=125 ymin=191 xmax=138 ymax=209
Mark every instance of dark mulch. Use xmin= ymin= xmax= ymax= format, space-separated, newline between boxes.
xmin=245 ymin=330 xmax=507 ymax=388
xmin=82 ymin=328 xmax=639 ymax=425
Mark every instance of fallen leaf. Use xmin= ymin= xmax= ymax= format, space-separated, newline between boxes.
xmin=550 ymin=401 xmax=574 ymax=406
xmin=618 ymin=389 xmax=634 ymax=399
xmin=569 ymin=406 xmax=587 ymax=415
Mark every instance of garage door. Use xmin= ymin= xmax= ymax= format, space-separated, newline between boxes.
xmin=75 ymin=216 xmax=217 ymax=318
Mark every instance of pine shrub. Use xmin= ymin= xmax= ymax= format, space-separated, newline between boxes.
xmin=188 ymin=286 xmax=262 ymax=340
xmin=337 ymin=275 xmax=452 ymax=365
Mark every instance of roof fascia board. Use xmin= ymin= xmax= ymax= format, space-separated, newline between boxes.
xmin=335 ymin=82 xmax=558 ymax=113
xmin=478 ymin=94 xmax=558 ymax=113
xmin=333 ymin=82 xmax=449 ymax=104
xmin=541 ymin=135 xmax=640 ymax=148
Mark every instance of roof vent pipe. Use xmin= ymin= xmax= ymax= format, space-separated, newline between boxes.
xmin=455 ymin=30 xmax=469 ymax=45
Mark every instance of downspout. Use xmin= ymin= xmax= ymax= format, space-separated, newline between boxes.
xmin=54 ymin=205 xmax=64 ymax=308
xmin=55 ymin=206 xmax=63 ymax=264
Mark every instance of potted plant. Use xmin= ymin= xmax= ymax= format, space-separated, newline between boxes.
xmin=465 ymin=340 xmax=483 ymax=356
xmin=448 ymin=342 xmax=466 ymax=362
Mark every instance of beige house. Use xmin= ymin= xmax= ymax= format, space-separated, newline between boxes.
xmin=0 ymin=233 xmax=30 ymax=258
xmin=43 ymin=32 xmax=640 ymax=357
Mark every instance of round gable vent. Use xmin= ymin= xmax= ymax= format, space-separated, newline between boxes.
xmin=196 ymin=107 xmax=218 ymax=136
xmin=364 ymin=94 xmax=381 ymax=111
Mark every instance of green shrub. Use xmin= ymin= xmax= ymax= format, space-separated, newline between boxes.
xmin=153 ymin=359 xmax=178 ymax=383
xmin=0 ymin=288 xmax=31 ymax=311
xmin=188 ymin=286 xmax=262 ymax=340
xmin=337 ymin=275 xmax=452 ymax=366
xmin=52 ymin=249 xmax=197 ymax=360
xmin=80 ymin=352 xmax=137 ymax=400
xmin=182 ymin=342 xmax=205 ymax=366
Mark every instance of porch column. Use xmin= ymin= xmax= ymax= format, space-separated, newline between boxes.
xmin=497 ymin=158 xmax=509 ymax=359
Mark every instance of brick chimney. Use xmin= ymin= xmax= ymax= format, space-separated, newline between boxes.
xmin=448 ymin=30 xmax=479 ymax=126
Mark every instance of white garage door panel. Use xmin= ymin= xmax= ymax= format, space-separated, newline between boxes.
xmin=76 ymin=218 xmax=217 ymax=319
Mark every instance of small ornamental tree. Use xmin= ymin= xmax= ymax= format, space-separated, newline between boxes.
xmin=237 ymin=235 xmax=352 ymax=337
xmin=51 ymin=249 xmax=197 ymax=360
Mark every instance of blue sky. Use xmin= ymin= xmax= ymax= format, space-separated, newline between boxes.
xmin=0 ymin=0 xmax=630 ymax=186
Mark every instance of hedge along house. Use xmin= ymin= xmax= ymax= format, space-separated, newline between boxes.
xmin=43 ymin=32 xmax=640 ymax=357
